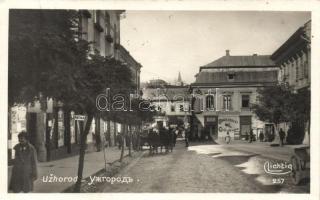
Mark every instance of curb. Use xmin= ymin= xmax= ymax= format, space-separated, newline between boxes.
xmin=63 ymin=150 xmax=146 ymax=193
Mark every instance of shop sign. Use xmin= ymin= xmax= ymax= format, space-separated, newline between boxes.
xmin=205 ymin=116 xmax=217 ymax=125
xmin=218 ymin=116 xmax=240 ymax=133
xmin=75 ymin=115 xmax=86 ymax=121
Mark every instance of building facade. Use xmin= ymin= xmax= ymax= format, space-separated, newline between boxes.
xmin=9 ymin=10 xmax=142 ymax=162
xmin=190 ymin=50 xmax=279 ymax=141
xmin=118 ymin=44 xmax=142 ymax=93
xmin=142 ymin=85 xmax=191 ymax=128
xmin=270 ymin=20 xmax=311 ymax=144
xmin=271 ymin=20 xmax=311 ymax=91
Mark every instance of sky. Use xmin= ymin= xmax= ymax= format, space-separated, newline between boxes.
xmin=120 ymin=11 xmax=311 ymax=84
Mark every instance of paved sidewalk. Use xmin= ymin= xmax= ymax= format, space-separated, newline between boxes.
xmin=8 ymin=146 xmax=129 ymax=193
xmin=215 ymin=139 xmax=309 ymax=162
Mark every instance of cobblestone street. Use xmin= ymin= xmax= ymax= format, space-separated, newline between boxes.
xmin=102 ymin=140 xmax=309 ymax=193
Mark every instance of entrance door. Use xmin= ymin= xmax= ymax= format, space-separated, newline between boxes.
xmin=203 ymin=125 xmax=217 ymax=140
xmin=209 ymin=125 xmax=217 ymax=140
xmin=240 ymin=116 xmax=251 ymax=140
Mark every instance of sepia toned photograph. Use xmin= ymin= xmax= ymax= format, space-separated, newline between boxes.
xmin=6 ymin=7 xmax=314 ymax=195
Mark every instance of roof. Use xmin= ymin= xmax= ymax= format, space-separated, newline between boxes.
xmin=142 ymin=86 xmax=190 ymax=101
xmin=271 ymin=20 xmax=311 ymax=62
xmin=201 ymin=55 xmax=275 ymax=69
xmin=194 ymin=71 xmax=278 ymax=85
xmin=119 ymin=44 xmax=142 ymax=69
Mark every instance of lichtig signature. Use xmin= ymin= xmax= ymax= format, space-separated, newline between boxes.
xmin=264 ymin=161 xmax=293 ymax=175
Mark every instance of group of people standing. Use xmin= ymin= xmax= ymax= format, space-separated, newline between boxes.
xmin=257 ymin=128 xmax=286 ymax=146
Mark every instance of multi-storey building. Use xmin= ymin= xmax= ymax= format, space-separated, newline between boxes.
xmin=271 ymin=20 xmax=311 ymax=91
xmin=190 ymin=50 xmax=279 ymax=141
xmin=142 ymin=85 xmax=191 ymax=127
xmin=9 ymin=10 xmax=142 ymax=162
xmin=118 ymin=44 xmax=142 ymax=93
xmin=270 ymin=20 xmax=311 ymax=144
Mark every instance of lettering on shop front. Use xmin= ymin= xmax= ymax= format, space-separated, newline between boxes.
xmin=218 ymin=118 xmax=239 ymax=132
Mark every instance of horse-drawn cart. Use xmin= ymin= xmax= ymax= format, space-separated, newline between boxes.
xmin=139 ymin=125 xmax=174 ymax=154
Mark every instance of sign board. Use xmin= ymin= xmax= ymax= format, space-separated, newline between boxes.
xmin=204 ymin=116 xmax=217 ymax=125
xmin=218 ymin=116 xmax=240 ymax=138
xmin=75 ymin=115 xmax=86 ymax=121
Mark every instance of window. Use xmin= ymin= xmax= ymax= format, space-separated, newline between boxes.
xmin=303 ymin=58 xmax=309 ymax=78
xmin=180 ymin=105 xmax=184 ymax=112
xmin=171 ymin=105 xmax=175 ymax=112
xmin=227 ymin=73 xmax=235 ymax=80
xmin=105 ymin=12 xmax=110 ymax=35
xmin=81 ymin=17 xmax=88 ymax=41
xmin=296 ymin=58 xmax=299 ymax=82
xmin=241 ymin=95 xmax=250 ymax=108
xmin=223 ymin=95 xmax=232 ymax=110
xmin=94 ymin=29 xmax=101 ymax=51
xmin=206 ymin=95 xmax=214 ymax=110
xmin=93 ymin=10 xmax=100 ymax=24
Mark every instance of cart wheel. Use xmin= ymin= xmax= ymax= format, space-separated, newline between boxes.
xmin=291 ymin=156 xmax=302 ymax=185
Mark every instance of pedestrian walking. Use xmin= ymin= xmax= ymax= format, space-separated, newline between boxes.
xmin=94 ymin=132 xmax=101 ymax=152
xmin=173 ymin=128 xmax=178 ymax=146
xmin=9 ymin=131 xmax=38 ymax=193
xmin=184 ymin=129 xmax=189 ymax=147
xmin=104 ymin=131 xmax=111 ymax=148
xmin=225 ymin=131 xmax=231 ymax=144
xmin=279 ymin=128 xmax=286 ymax=146
xmin=249 ymin=129 xmax=254 ymax=143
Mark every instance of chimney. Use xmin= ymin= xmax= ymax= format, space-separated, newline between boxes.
xmin=226 ymin=50 xmax=230 ymax=56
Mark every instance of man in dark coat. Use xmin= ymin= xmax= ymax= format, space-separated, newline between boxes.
xmin=279 ymin=128 xmax=286 ymax=146
xmin=249 ymin=129 xmax=254 ymax=143
xmin=10 ymin=131 xmax=38 ymax=193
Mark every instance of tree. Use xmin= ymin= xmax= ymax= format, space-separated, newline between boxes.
xmin=252 ymin=85 xmax=291 ymax=125
xmin=9 ymin=10 xmax=136 ymax=192
xmin=252 ymin=84 xmax=310 ymax=144
xmin=101 ymin=97 xmax=156 ymax=160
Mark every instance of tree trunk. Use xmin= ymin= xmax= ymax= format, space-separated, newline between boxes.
xmin=94 ymin=114 xmax=101 ymax=152
xmin=119 ymin=124 xmax=125 ymax=162
xmin=64 ymin=108 xmax=71 ymax=153
xmin=53 ymin=107 xmax=59 ymax=149
xmin=113 ymin=121 xmax=117 ymax=145
xmin=73 ymin=113 xmax=94 ymax=193
xmin=128 ymin=125 xmax=132 ymax=157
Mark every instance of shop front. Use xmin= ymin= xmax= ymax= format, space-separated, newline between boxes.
xmin=218 ymin=116 xmax=240 ymax=140
xmin=239 ymin=116 xmax=252 ymax=140
xmin=204 ymin=116 xmax=218 ymax=140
